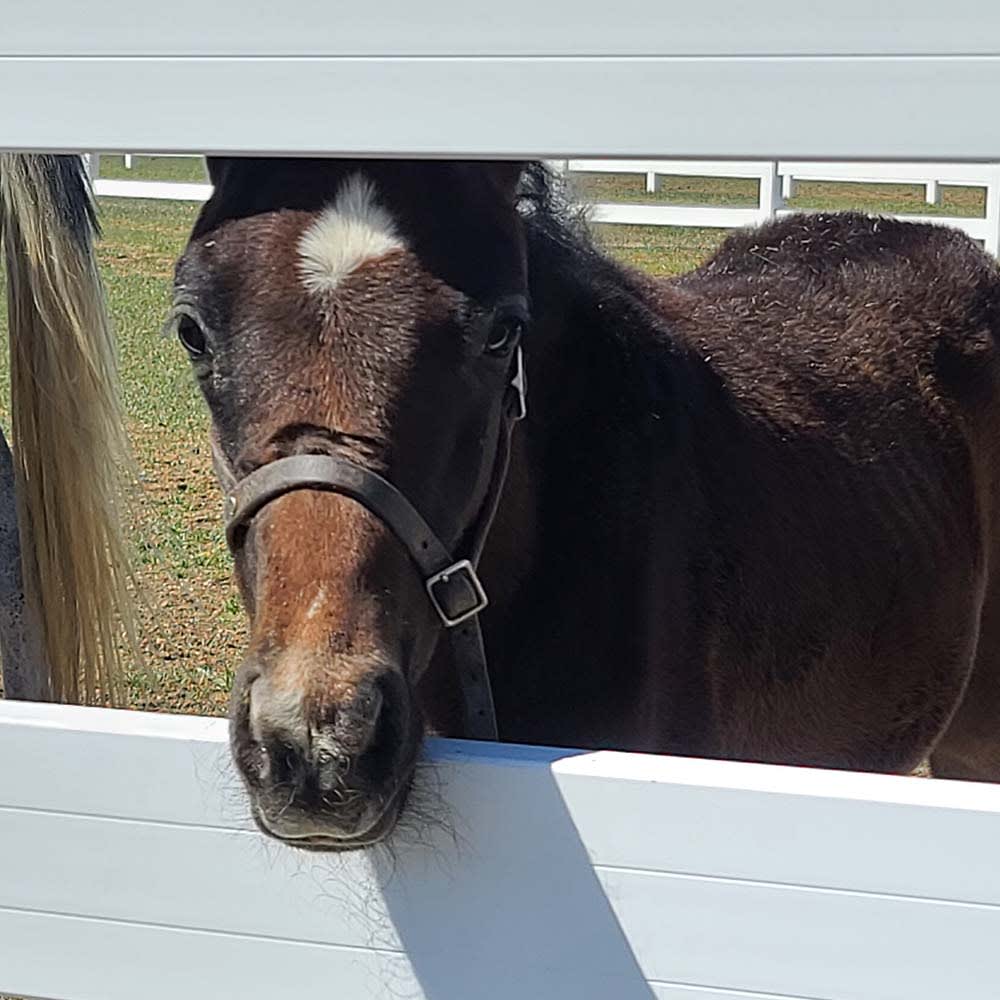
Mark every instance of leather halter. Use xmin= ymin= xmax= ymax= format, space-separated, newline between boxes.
xmin=216 ymin=346 xmax=526 ymax=742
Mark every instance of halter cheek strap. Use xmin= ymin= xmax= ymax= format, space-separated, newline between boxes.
xmin=214 ymin=346 xmax=526 ymax=742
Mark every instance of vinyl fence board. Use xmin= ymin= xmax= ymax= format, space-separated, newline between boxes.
xmin=556 ymin=760 xmax=1000 ymax=906
xmin=0 ymin=908 xmax=415 ymax=1000
xmin=598 ymin=868 xmax=998 ymax=999
xmin=3 ymin=57 xmax=1000 ymax=159
xmin=2 ymin=804 xmax=998 ymax=999
xmin=2 ymin=702 xmax=1000 ymax=998
xmin=5 ymin=0 xmax=1000 ymax=57
xmin=0 ymin=703 xmax=243 ymax=828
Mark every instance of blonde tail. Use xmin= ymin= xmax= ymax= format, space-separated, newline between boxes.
xmin=0 ymin=153 xmax=138 ymax=703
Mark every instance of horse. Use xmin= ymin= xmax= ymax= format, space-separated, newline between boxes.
xmin=0 ymin=154 xmax=135 ymax=704
xmin=161 ymin=157 xmax=1000 ymax=850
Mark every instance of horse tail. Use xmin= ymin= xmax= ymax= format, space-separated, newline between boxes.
xmin=0 ymin=153 xmax=138 ymax=704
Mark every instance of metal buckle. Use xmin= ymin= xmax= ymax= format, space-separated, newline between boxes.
xmin=425 ymin=559 xmax=489 ymax=627
xmin=511 ymin=346 xmax=527 ymax=421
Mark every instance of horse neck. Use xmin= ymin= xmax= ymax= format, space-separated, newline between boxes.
xmin=476 ymin=231 xmax=706 ymax=747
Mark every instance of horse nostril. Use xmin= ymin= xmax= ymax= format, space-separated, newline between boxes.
xmin=356 ymin=684 xmax=384 ymax=726
xmin=315 ymin=746 xmax=352 ymax=793
xmin=348 ymin=671 xmax=408 ymax=784
xmin=268 ymin=739 xmax=304 ymax=787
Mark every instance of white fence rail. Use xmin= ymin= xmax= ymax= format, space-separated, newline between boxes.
xmin=94 ymin=177 xmax=213 ymax=201
xmin=96 ymin=155 xmax=1000 ymax=255
xmin=564 ymin=158 xmax=783 ymax=230
xmin=559 ymin=158 xmax=1000 ymax=255
xmin=1 ymin=699 xmax=1000 ymax=1000
xmin=777 ymin=161 xmax=1000 ymax=203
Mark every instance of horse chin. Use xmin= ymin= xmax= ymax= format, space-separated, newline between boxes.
xmin=250 ymin=774 xmax=413 ymax=852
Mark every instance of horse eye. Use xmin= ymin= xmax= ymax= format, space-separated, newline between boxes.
xmin=177 ymin=315 xmax=208 ymax=357
xmin=486 ymin=312 xmax=527 ymax=354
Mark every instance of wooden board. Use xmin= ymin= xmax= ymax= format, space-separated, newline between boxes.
xmin=2 ymin=700 xmax=1000 ymax=999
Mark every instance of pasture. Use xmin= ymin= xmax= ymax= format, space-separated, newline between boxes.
xmin=0 ymin=155 xmax=990 ymax=715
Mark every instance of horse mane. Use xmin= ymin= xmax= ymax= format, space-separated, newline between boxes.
xmin=0 ymin=154 xmax=139 ymax=703
xmin=515 ymin=163 xmax=697 ymax=417
xmin=516 ymin=163 xmax=657 ymax=305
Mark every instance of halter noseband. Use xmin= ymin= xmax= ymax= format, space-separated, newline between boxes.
xmin=217 ymin=346 xmax=527 ymax=742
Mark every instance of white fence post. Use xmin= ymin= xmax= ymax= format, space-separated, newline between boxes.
xmin=759 ymin=161 xmax=783 ymax=221
xmin=782 ymin=172 xmax=797 ymax=200
xmin=926 ymin=178 xmax=941 ymax=205
xmin=986 ymin=166 xmax=1000 ymax=257
xmin=124 ymin=153 xmax=133 ymax=170
xmin=645 ymin=170 xmax=658 ymax=194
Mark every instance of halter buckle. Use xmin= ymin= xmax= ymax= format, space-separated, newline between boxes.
xmin=426 ymin=559 xmax=489 ymax=627
xmin=511 ymin=346 xmax=527 ymax=421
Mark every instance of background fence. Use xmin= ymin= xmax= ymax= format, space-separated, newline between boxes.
xmin=558 ymin=159 xmax=1000 ymax=255
xmin=85 ymin=155 xmax=1000 ymax=256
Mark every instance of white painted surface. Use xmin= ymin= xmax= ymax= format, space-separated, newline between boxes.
xmin=776 ymin=161 xmax=1000 ymax=185
xmin=568 ymin=160 xmax=781 ymax=179
xmin=5 ymin=0 xmax=1000 ymax=56
xmin=2 ymin=700 xmax=1000 ymax=999
xmin=84 ymin=157 xmax=1000 ymax=255
xmin=92 ymin=178 xmax=212 ymax=201
xmin=3 ymin=57 xmax=1000 ymax=158
xmin=563 ymin=159 xmax=1000 ymax=254
xmin=590 ymin=204 xmax=767 ymax=228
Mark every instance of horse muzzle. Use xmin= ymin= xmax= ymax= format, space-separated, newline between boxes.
xmin=230 ymin=664 xmax=419 ymax=849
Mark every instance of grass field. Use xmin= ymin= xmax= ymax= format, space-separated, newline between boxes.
xmin=0 ymin=155 xmax=992 ymax=715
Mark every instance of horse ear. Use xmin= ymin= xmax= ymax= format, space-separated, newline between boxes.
xmin=481 ymin=161 xmax=527 ymax=201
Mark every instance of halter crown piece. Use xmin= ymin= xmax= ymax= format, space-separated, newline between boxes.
xmin=217 ymin=345 xmax=527 ymax=741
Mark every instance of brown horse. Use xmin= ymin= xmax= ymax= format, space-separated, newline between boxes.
xmin=171 ymin=159 xmax=1000 ymax=850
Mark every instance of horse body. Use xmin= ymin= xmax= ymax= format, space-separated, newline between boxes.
xmin=470 ymin=205 xmax=1000 ymax=779
xmin=164 ymin=159 xmax=1000 ymax=845
xmin=6 ymin=153 xmax=999 ymax=846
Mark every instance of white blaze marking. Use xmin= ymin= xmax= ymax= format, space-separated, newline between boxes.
xmin=297 ymin=172 xmax=405 ymax=293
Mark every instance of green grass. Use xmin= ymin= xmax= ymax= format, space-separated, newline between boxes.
xmin=98 ymin=153 xmax=208 ymax=184
xmin=574 ymin=171 xmax=988 ymax=277
xmin=94 ymin=196 xmax=247 ymax=714
xmin=572 ymin=169 xmax=986 ymax=216
xmin=0 ymin=157 xmax=993 ymax=714
xmin=0 ymin=189 xmax=243 ymax=714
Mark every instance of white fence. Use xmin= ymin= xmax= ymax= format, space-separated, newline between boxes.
xmin=561 ymin=159 xmax=1000 ymax=255
xmin=89 ymin=155 xmax=1000 ymax=256
xmin=2 ymin=699 xmax=1000 ymax=1000
xmin=564 ymin=158 xmax=783 ymax=230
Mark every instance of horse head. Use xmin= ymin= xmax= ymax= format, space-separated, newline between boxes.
xmin=172 ymin=159 xmax=528 ymax=848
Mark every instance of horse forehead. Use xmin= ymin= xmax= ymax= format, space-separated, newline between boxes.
xmin=181 ymin=162 xmax=524 ymax=305
xmin=180 ymin=177 xmax=414 ymax=301
xmin=296 ymin=173 xmax=407 ymax=295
